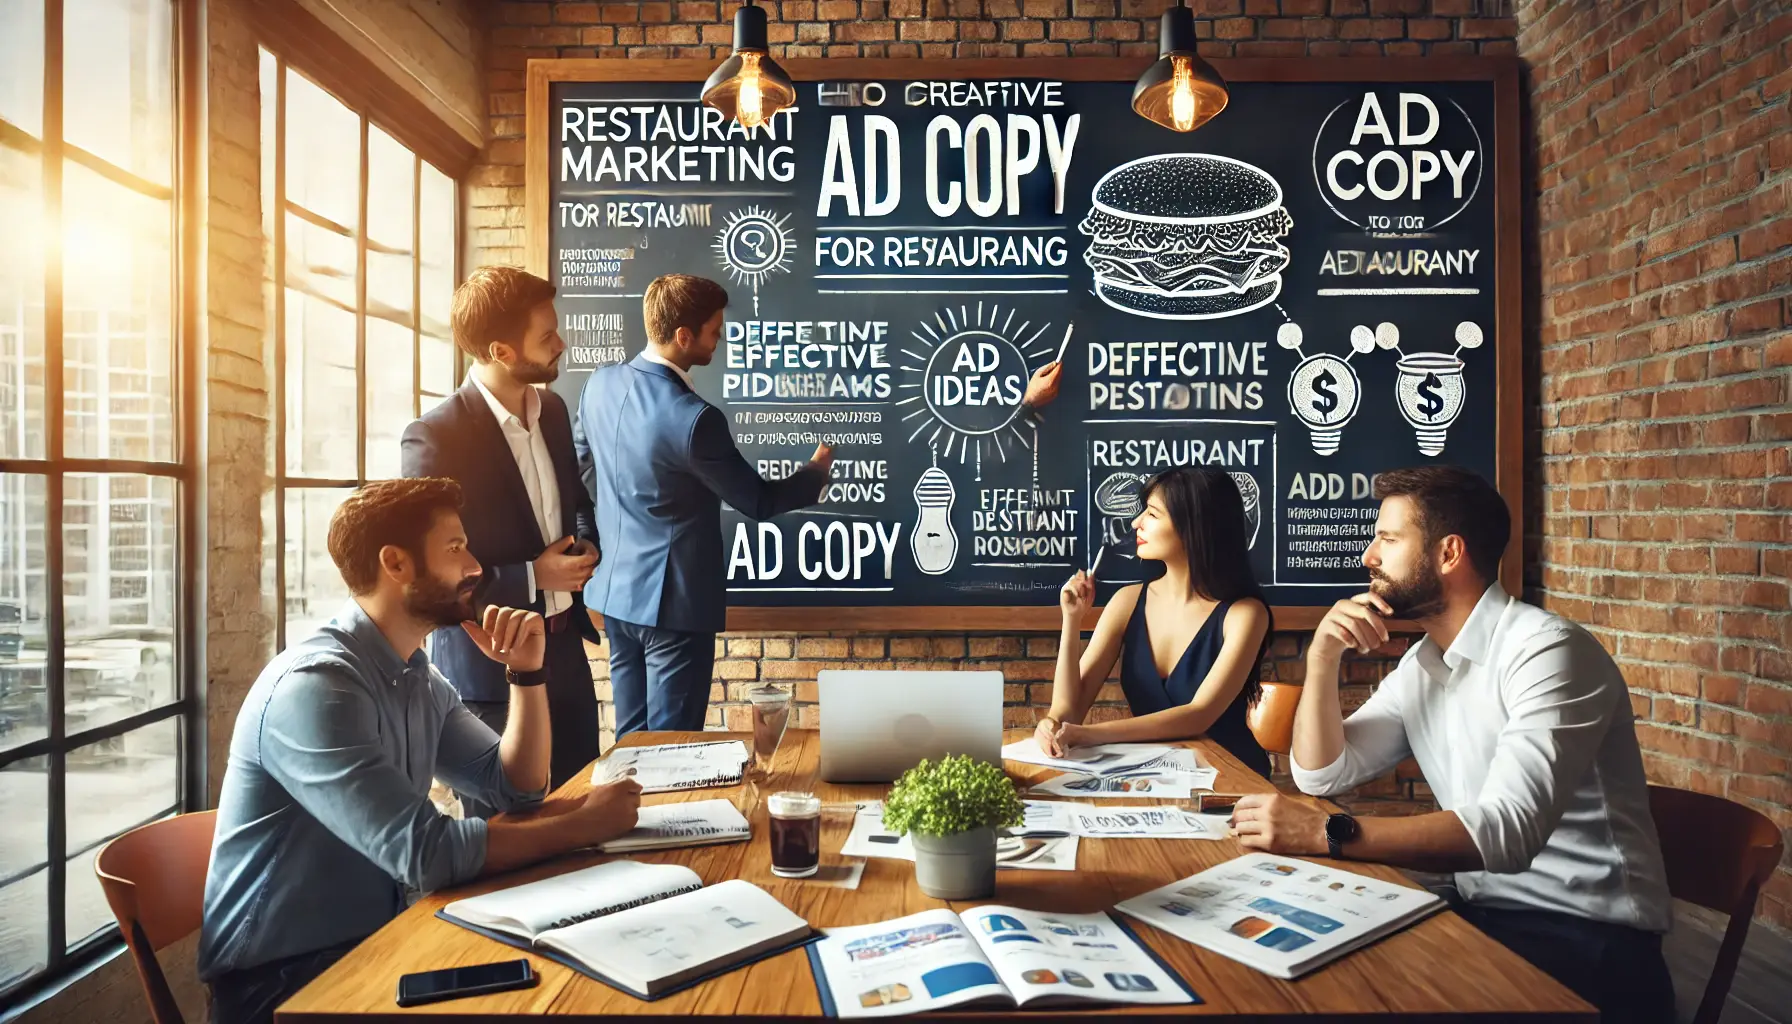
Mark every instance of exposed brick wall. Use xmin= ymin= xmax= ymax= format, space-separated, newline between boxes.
xmin=469 ymin=0 xmax=1520 ymax=266
xmin=1516 ymin=0 xmax=1792 ymax=934
xmin=205 ymin=0 xmax=275 ymax=812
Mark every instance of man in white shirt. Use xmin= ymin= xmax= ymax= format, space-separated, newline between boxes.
xmin=402 ymin=267 xmax=601 ymax=813
xmin=1230 ymin=466 xmax=1673 ymax=1023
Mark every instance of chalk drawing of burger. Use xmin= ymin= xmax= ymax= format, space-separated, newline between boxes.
xmin=1079 ymin=154 xmax=1293 ymax=320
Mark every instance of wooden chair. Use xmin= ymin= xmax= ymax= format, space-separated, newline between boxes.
xmin=1246 ymin=680 xmax=1301 ymax=756
xmin=1648 ymin=785 xmax=1784 ymax=1024
xmin=95 ymin=810 xmax=217 ymax=1024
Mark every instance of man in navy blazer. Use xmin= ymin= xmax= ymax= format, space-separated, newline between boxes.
xmin=402 ymin=267 xmax=601 ymax=812
xmin=576 ymin=274 xmax=832 ymax=737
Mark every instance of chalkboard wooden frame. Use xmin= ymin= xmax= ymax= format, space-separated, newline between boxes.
xmin=525 ymin=56 xmax=1522 ymax=633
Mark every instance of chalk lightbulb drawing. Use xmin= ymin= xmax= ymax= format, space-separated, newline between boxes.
xmin=1278 ymin=322 xmax=1370 ymax=456
xmin=712 ymin=206 xmax=793 ymax=315
xmin=894 ymin=302 xmax=1058 ymax=477
xmin=1381 ymin=320 xmax=1483 ymax=456
xmin=911 ymin=467 xmax=959 ymax=575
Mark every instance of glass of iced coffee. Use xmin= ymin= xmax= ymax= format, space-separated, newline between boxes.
xmin=747 ymin=683 xmax=792 ymax=781
xmin=767 ymin=791 xmax=821 ymax=878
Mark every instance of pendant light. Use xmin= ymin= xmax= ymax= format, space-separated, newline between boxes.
xmin=1132 ymin=0 xmax=1228 ymax=132
xmin=701 ymin=1 xmax=797 ymax=130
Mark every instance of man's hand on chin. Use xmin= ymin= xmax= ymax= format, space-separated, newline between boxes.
xmin=462 ymin=606 xmax=547 ymax=673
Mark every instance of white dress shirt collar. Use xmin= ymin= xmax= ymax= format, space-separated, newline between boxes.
xmin=641 ymin=348 xmax=696 ymax=391
xmin=470 ymin=372 xmax=540 ymax=430
xmin=1415 ymin=580 xmax=1508 ymax=678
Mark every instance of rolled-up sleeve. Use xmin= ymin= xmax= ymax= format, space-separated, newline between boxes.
xmin=1291 ymin=666 xmax=1413 ymax=797
xmin=259 ymin=663 xmax=489 ymax=891
xmin=434 ymin=693 xmax=546 ymax=816
xmin=1450 ymin=628 xmax=1618 ymax=874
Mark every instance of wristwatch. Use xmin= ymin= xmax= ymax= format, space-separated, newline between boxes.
xmin=1324 ymin=812 xmax=1359 ymax=858
xmin=505 ymin=667 xmax=548 ymax=688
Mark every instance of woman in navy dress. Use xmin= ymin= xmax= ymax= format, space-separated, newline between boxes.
xmin=1036 ymin=468 xmax=1273 ymax=778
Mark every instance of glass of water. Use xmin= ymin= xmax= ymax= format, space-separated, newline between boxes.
xmin=747 ymin=684 xmax=792 ymax=780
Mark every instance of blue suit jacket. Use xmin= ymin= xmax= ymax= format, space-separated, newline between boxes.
xmin=575 ymin=355 xmax=825 ymax=634
xmin=401 ymin=381 xmax=597 ymax=702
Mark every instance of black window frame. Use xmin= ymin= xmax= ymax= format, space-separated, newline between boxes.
xmin=0 ymin=0 xmax=205 ymax=1004
xmin=258 ymin=46 xmax=463 ymax=652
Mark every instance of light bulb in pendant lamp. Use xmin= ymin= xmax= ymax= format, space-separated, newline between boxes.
xmin=1133 ymin=1 xmax=1227 ymax=133
xmin=701 ymin=1 xmax=796 ymax=131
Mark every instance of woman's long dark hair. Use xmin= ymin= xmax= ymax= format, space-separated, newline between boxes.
xmin=1140 ymin=468 xmax=1273 ymax=705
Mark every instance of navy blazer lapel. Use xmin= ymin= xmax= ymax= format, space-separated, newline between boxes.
xmin=538 ymin=389 xmax=583 ymax=536
xmin=455 ymin=381 xmax=547 ymax=549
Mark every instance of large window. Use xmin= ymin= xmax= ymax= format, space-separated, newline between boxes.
xmin=259 ymin=49 xmax=458 ymax=649
xmin=0 ymin=0 xmax=196 ymax=999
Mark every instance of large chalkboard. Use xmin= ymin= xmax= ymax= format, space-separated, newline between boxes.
xmin=525 ymin=58 xmax=1520 ymax=630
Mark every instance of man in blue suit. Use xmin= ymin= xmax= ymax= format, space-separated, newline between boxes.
xmin=402 ymin=267 xmax=601 ymax=812
xmin=576 ymin=274 xmax=832 ymax=737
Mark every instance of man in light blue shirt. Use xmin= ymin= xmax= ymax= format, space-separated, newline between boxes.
xmin=200 ymin=478 xmax=642 ymax=1024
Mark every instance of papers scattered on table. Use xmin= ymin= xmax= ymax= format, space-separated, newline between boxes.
xmin=839 ymin=802 xmax=1080 ymax=871
xmin=1054 ymin=804 xmax=1224 ymax=840
xmin=1129 ymin=748 xmax=1213 ymax=779
xmin=840 ymin=799 xmax=1221 ymax=858
xmin=1001 ymin=739 xmax=1175 ymax=776
xmin=1007 ymin=740 xmax=1219 ymax=797
xmin=1029 ymin=768 xmax=1216 ymax=800
xmin=595 ymin=740 xmax=749 ymax=793
xmin=598 ymin=799 xmax=752 ymax=853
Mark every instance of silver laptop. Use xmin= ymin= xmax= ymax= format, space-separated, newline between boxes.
xmin=818 ymin=670 xmax=1004 ymax=782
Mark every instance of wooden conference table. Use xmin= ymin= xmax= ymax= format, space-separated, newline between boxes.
xmin=280 ymin=729 xmax=1592 ymax=1022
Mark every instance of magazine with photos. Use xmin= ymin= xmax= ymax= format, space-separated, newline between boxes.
xmin=1116 ymin=854 xmax=1444 ymax=979
xmin=808 ymin=906 xmax=1198 ymax=1017
xmin=440 ymin=861 xmax=813 ymax=999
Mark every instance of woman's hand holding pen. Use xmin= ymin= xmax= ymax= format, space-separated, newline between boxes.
xmin=1060 ymin=569 xmax=1095 ymax=622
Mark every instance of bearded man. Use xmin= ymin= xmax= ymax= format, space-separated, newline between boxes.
xmin=1227 ymin=465 xmax=1674 ymax=1024
xmin=199 ymin=478 xmax=641 ymax=1024
xmin=402 ymin=266 xmax=601 ymax=810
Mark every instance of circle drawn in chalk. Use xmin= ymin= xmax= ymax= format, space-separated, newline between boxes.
xmin=1287 ymin=353 xmax=1361 ymax=430
xmin=897 ymin=302 xmax=1056 ymax=469
xmin=1310 ymin=90 xmax=1484 ymax=232
xmin=713 ymin=206 xmax=794 ymax=314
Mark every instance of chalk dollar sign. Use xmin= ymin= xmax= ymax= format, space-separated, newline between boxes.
xmin=1311 ymin=368 xmax=1339 ymax=415
xmin=1417 ymin=372 xmax=1445 ymax=420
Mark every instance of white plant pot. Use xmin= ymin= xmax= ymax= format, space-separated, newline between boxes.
xmin=910 ymin=826 xmax=997 ymax=899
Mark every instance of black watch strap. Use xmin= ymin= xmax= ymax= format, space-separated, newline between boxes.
xmin=1325 ymin=812 xmax=1359 ymax=858
xmin=505 ymin=667 xmax=548 ymax=688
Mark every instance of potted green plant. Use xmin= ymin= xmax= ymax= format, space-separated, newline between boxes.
xmin=883 ymin=754 xmax=1025 ymax=899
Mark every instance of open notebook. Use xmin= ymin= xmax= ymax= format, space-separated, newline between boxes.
xmin=440 ymin=860 xmax=814 ymax=999
xmin=808 ymin=906 xmax=1198 ymax=1017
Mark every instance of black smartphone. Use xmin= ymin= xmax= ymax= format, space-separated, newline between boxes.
xmin=395 ymin=959 xmax=537 ymax=1007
